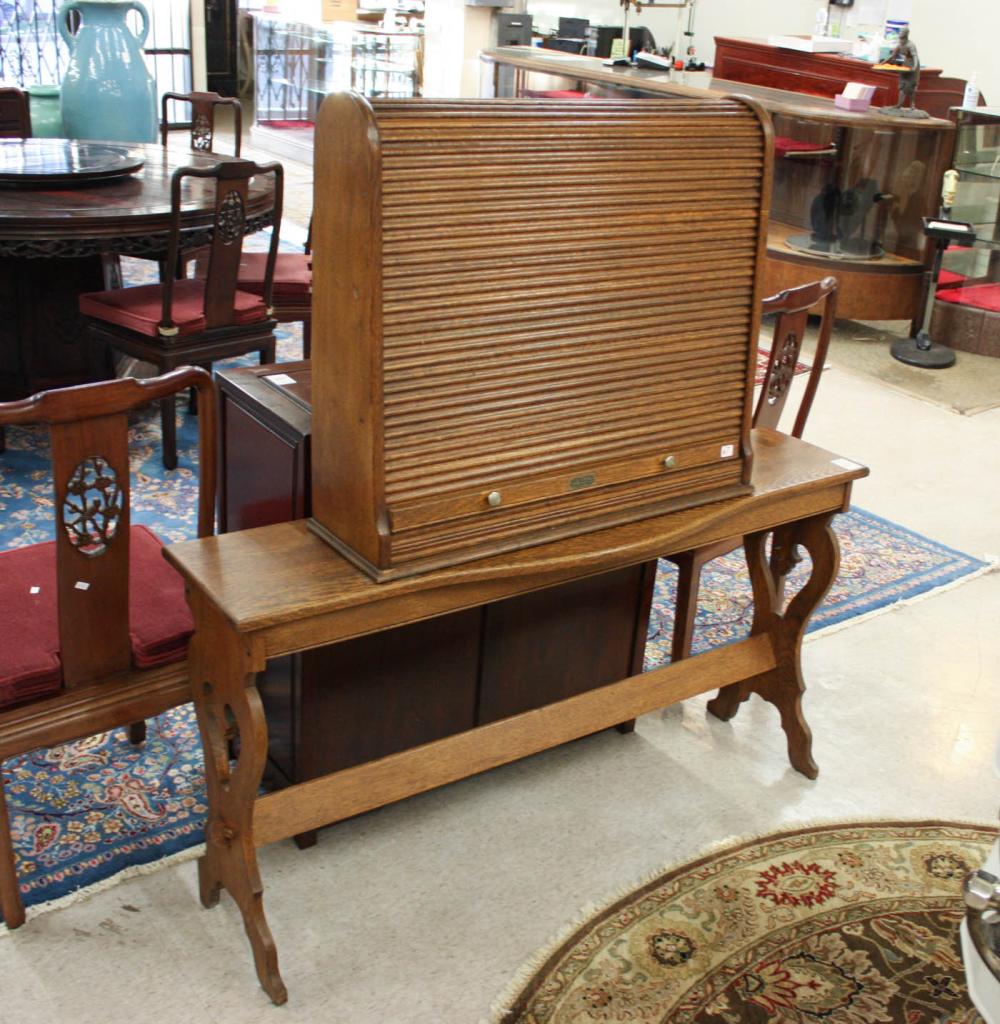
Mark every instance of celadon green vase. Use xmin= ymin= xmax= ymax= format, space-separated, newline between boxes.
xmin=57 ymin=0 xmax=157 ymax=143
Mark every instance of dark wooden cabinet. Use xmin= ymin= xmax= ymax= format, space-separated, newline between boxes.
xmin=218 ymin=361 xmax=311 ymax=532
xmin=713 ymin=37 xmax=967 ymax=120
xmin=217 ymin=362 xmax=655 ymax=803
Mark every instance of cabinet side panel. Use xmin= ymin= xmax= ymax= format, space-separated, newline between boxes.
xmin=311 ymin=92 xmax=387 ymax=565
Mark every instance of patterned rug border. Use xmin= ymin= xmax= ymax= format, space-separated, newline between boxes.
xmin=484 ymin=816 xmax=998 ymax=1024
xmin=803 ymin=544 xmax=998 ymax=644
xmin=0 ymin=841 xmax=205 ymax=936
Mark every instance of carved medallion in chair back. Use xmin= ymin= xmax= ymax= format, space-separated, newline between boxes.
xmin=160 ymin=91 xmax=243 ymax=158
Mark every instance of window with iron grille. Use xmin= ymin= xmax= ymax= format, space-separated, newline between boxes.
xmin=0 ymin=0 xmax=192 ymax=105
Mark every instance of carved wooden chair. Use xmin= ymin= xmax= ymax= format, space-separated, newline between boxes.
xmin=0 ymin=367 xmax=216 ymax=929
xmin=79 ymin=159 xmax=282 ymax=469
xmin=160 ymin=91 xmax=242 ymax=156
xmin=0 ymin=87 xmax=31 ymax=455
xmin=666 ymin=276 xmax=838 ymax=662
xmin=236 ymin=216 xmax=312 ymax=358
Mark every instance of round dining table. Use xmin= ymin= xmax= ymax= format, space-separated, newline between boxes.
xmin=0 ymin=139 xmax=276 ymax=403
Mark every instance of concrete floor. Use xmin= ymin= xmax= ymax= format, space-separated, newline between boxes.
xmin=0 ymin=154 xmax=998 ymax=1024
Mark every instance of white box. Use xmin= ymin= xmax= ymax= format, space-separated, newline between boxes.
xmin=768 ymin=35 xmax=856 ymax=54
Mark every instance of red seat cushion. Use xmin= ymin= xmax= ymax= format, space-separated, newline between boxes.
xmin=79 ymin=279 xmax=267 ymax=338
xmin=0 ymin=525 xmax=192 ymax=709
xmin=522 ymin=89 xmax=589 ymax=99
xmin=774 ymin=136 xmax=834 ymax=158
xmin=936 ymin=283 xmax=1000 ymax=312
xmin=237 ymin=252 xmax=312 ymax=300
xmin=937 ymin=269 xmax=967 ymax=290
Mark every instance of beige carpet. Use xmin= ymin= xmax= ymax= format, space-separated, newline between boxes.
xmin=490 ymin=820 xmax=993 ymax=1023
xmin=811 ymin=320 xmax=1000 ymax=417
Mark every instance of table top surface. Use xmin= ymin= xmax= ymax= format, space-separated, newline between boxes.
xmin=482 ymin=46 xmax=955 ymax=131
xmin=166 ymin=430 xmax=868 ymax=639
xmin=0 ymin=141 xmax=274 ymax=241
xmin=0 ymin=139 xmax=145 ymax=187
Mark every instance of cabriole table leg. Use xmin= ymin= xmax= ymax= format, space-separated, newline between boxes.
xmin=707 ymin=512 xmax=840 ymax=779
xmin=188 ymin=591 xmax=288 ymax=1006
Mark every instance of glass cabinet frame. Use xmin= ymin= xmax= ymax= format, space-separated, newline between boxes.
xmin=250 ymin=12 xmax=423 ymax=155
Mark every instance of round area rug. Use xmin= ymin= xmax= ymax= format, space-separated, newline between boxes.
xmin=492 ymin=820 xmax=994 ymax=1023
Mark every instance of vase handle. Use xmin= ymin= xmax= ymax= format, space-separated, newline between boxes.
xmin=124 ymin=1 xmax=151 ymax=49
xmin=56 ymin=1 xmax=82 ymax=49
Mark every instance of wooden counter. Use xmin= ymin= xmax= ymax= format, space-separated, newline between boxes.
xmin=481 ymin=47 xmax=957 ymax=324
xmin=713 ymin=36 xmax=968 ymax=121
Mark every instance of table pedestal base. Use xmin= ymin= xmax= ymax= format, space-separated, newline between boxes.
xmin=0 ymin=255 xmax=115 ymax=402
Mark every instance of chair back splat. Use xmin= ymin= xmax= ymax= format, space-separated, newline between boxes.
xmin=160 ymin=91 xmax=243 ymax=156
xmin=755 ymin=276 xmax=838 ymax=438
xmin=0 ymin=369 xmax=217 ymax=687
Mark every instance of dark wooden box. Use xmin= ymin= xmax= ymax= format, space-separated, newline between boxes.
xmin=217 ymin=362 xmax=654 ymax=790
xmin=309 ymin=94 xmax=773 ymax=580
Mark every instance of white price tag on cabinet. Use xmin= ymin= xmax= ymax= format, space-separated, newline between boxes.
xmin=720 ymin=444 xmax=735 ymax=458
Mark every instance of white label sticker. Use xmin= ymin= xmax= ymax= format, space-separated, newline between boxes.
xmin=267 ymin=373 xmax=296 ymax=386
xmin=720 ymin=444 xmax=736 ymax=458
xmin=74 ymin=581 xmax=90 ymax=591
xmin=832 ymin=457 xmax=861 ymax=471
xmin=29 ymin=586 xmax=40 ymax=595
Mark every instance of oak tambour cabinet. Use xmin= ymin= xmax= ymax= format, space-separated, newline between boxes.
xmin=309 ymin=94 xmax=773 ymax=580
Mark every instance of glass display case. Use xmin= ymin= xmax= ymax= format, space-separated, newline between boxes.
xmin=251 ymin=12 xmax=423 ymax=158
xmin=942 ymin=107 xmax=1000 ymax=284
xmin=480 ymin=47 xmax=957 ymax=323
xmin=931 ymin=107 xmax=1000 ymax=357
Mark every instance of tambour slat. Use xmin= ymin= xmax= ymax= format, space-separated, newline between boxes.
xmin=384 ymin=397 xmax=749 ymax=473
xmin=385 ymin=334 xmax=749 ymax=393
xmin=310 ymin=94 xmax=772 ymax=578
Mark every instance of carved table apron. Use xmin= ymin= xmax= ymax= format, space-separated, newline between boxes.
xmin=164 ymin=429 xmax=868 ymax=1004
xmin=0 ymin=143 xmax=273 ymax=402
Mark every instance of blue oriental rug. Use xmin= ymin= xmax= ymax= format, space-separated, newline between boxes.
xmin=0 ymin=256 xmax=995 ymax=920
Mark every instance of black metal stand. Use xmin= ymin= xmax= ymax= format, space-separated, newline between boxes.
xmin=891 ymin=212 xmax=972 ymax=370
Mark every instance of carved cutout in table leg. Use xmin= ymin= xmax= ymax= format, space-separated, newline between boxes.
xmin=707 ymin=514 xmax=839 ymax=779
xmin=188 ymin=591 xmax=288 ymax=1006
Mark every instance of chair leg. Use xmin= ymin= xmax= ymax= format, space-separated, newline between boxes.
xmin=128 ymin=721 xmax=147 ymax=745
xmin=100 ymin=253 xmax=123 ymax=290
xmin=293 ymin=830 xmax=318 ymax=851
xmin=0 ymin=775 xmax=25 ymax=929
xmin=161 ymin=394 xmax=178 ymax=471
xmin=670 ymin=551 xmax=703 ymax=663
xmin=302 ymin=320 xmax=312 ymax=360
xmin=260 ymin=337 xmax=276 ymax=366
